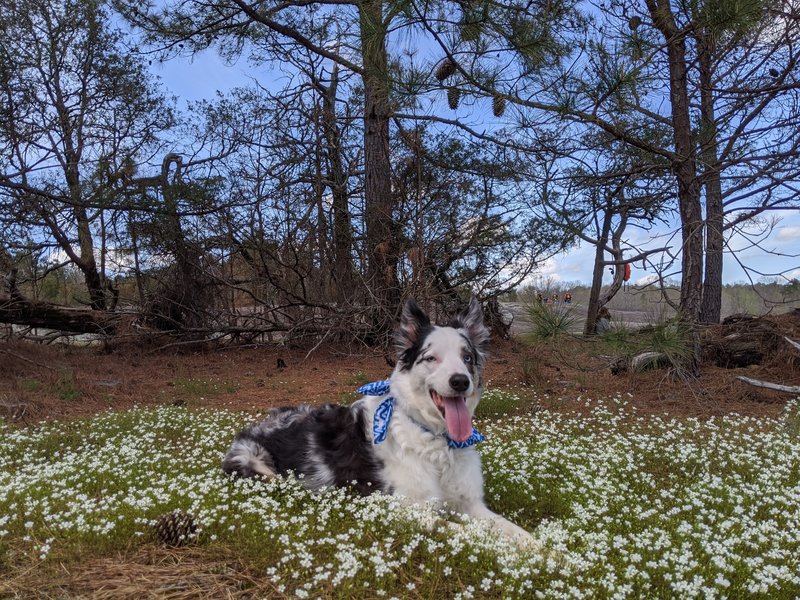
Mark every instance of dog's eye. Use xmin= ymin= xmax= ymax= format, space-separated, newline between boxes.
xmin=463 ymin=354 xmax=473 ymax=364
xmin=425 ymin=355 xmax=437 ymax=362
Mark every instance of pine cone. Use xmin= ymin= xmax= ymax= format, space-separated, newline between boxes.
xmin=435 ymin=58 xmax=457 ymax=82
xmin=492 ymin=94 xmax=506 ymax=117
xmin=154 ymin=510 xmax=197 ymax=547
xmin=447 ymin=87 xmax=461 ymax=110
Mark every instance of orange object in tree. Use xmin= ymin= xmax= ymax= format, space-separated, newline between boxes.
xmin=623 ymin=263 xmax=631 ymax=282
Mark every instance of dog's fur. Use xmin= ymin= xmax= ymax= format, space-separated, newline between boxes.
xmin=222 ymin=298 xmax=534 ymax=543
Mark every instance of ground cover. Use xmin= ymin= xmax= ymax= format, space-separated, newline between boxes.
xmin=2 ymin=392 xmax=799 ymax=598
xmin=1 ymin=311 xmax=799 ymax=596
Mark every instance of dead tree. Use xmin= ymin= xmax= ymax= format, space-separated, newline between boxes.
xmin=126 ymin=153 xmax=217 ymax=330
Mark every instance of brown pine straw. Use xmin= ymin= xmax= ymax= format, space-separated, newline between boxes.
xmin=0 ymin=545 xmax=288 ymax=599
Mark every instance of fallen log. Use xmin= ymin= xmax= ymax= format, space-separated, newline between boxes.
xmin=0 ymin=295 xmax=120 ymax=335
xmin=734 ymin=337 xmax=800 ymax=395
xmin=736 ymin=376 xmax=800 ymax=395
xmin=611 ymin=351 xmax=671 ymax=375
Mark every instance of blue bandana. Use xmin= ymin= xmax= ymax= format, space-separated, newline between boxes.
xmin=356 ymin=380 xmax=486 ymax=449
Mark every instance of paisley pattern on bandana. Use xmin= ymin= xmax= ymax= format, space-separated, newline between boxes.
xmin=357 ymin=380 xmax=485 ymax=449
xmin=372 ymin=397 xmax=395 ymax=444
xmin=356 ymin=380 xmax=392 ymax=397
xmin=446 ymin=428 xmax=486 ymax=449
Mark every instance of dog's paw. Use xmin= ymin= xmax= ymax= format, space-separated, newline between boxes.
xmin=510 ymin=529 xmax=539 ymax=548
xmin=503 ymin=526 xmax=571 ymax=568
xmin=496 ymin=520 xmax=537 ymax=547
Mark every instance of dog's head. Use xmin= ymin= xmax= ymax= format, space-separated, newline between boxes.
xmin=391 ymin=298 xmax=489 ymax=442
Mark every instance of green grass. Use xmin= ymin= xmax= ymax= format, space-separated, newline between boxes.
xmin=170 ymin=377 xmax=239 ymax=399
xmin=346 ymin=370 xmax=372 ymax=387
xmin=1 ymin=395 xmax=800 ymax=597
xmin=474 ymin=388 xmax=525 ymax=417
xmin=338 ymin=371 xmax=380 ymax=405
xmin=55 ymin=371 xmax=79 ymax=401
xmin=16 ymin=378 xmax=42 ymax=393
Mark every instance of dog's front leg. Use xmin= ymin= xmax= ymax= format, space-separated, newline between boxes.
xmin=463 ymin=502 xmax=540 ymax=549
xmin=462 ymin=503 xmax=572 ymax=568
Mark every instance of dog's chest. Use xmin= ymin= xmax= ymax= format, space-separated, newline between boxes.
xmin=389 ymin=417 xmax=452 ymax=465
xmin=405 ymin=434 xmax=454 ymax=474
xmin=379 ymin=417 xmax=482 ymax=501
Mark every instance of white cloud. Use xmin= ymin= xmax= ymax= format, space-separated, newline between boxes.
xmin=517 ymin=258 xmax=562 ymax=289
xmin=537 ymin=257 xmax=561 ymax=277
xmin=776 ymin=226 xmax=800 ymax=240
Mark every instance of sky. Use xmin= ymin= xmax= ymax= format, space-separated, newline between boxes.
xmin=152 ymin=49 xmax=800 ymax=288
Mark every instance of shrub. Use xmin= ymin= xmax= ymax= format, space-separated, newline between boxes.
xmin=600 ymin=318 xmax=693 ymax=373
xmin=522 ymin=302 xmax=576 ymax=343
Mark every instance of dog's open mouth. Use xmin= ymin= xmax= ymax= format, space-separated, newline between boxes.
xmin=430 ymin=390 xmax=472 ymax=443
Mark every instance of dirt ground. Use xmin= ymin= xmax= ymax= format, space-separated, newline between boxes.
xmin=2 ymin=309 xmax=799 ymax=424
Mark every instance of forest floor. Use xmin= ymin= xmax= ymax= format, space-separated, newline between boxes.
xmin=2 ymin=308 xmax=799 ymax=424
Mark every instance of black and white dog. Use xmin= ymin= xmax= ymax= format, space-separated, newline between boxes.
xmin=223 ymin=298 xmax=534 ymax=544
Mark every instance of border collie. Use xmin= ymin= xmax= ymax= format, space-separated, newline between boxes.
xmin=222 ymin=298 xmax=535 ymax=544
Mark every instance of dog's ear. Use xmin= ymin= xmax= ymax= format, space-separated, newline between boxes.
xmin=395 ymin=298 xmax=431 ymax=352
xmin=452 ymin=297 xmax=490 ymax=353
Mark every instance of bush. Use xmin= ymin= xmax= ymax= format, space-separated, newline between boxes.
xmin=522 ymin=301 xmax=576 ymax=343
xmin=600 ymin=318 xmax=693 ymax=373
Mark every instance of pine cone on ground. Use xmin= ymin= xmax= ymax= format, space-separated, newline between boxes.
xmin=154 ymin=509 xmax=197 ymax=547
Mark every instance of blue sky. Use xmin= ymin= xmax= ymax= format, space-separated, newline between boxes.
xmin=153 ymin=50 xmax=800 ymax=287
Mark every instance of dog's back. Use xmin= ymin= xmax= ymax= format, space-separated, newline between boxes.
xmin=222 ymin=404 xmax=385 ymax=495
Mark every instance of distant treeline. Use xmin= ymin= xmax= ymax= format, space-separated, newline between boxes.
xmin=506 ymin=280 xmax=800 ymax=321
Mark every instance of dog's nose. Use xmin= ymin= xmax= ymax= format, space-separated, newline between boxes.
xmin=449 ymin=374 xmax=470 ymax=393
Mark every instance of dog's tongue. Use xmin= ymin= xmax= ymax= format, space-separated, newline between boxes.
xmin=442 ymin=396 xmax=472 ymax=443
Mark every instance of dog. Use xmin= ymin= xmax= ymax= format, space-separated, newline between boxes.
xmin=222 ymin=298 xmax=535 ymax=545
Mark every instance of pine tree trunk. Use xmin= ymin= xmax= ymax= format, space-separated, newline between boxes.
xmin=360 ymin=0 xmax=400 ymax=336
xmin=68 ymin=167 xmax=106 ymax=311
xmin=320 ymin=63 xmax=356 ymax=299
xmin=75 ymin=209 xmax=106 ymax=310
xmin=49 ymin=27 xmax=106 ymax=311
xmin=647 ymin=0 xmax=703 ymax=325
xmin=584 ymin=197 xmax=613 ymax=335
xmin=647 ymin=0 xmax=704 ymax=374
xmin=698 ymin=32 xmax=724 ymax=325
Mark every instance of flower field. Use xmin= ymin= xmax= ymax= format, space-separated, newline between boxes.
xmin=1 ymin=392 xmax=799 ymax=598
